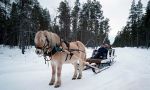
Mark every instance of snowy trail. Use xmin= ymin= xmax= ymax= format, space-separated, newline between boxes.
xmin=0 ymin=46 xmax=150 ymax=90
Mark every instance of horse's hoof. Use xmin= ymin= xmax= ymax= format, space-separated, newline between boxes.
xmin=49 ymin=82 xmax=54 ymax=86
xmin=77 ymin=77 xmax=81 ymax=79
xmin=72 ymin=77 xmax=76 ymax=80
xmin=54 ymin=84 xmax=60 ymax=88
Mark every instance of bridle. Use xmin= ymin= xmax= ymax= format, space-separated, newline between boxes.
xmin=35 ymin=36 xmax=53 ymax=55
xmin=35 ymin=35 xmax=86 ymax=64
xmin=35 ymin=35 xmax=58 ymax=64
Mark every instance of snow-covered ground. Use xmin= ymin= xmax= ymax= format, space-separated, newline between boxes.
xmin=0 ymin=46 xmax=150 ymax=90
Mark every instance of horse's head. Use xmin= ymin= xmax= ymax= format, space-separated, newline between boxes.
xmin=34 ymin=30 xmax=60 ymax=56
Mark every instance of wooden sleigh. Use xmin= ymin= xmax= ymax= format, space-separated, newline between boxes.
xmin=85 ymin=49 xmax=116 ymax=74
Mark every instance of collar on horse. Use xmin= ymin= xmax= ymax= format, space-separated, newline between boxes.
xmin=44 ymin=44 xmax=62 ymax=56
xmin=43 ymin=44 xmax=63 ymax=64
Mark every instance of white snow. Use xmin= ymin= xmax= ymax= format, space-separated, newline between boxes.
xmin=0 ymin=46 xmax=150 ymax=90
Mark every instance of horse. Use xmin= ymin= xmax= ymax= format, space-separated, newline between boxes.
xmin=34 ymin=30 xmax=86 ymax=88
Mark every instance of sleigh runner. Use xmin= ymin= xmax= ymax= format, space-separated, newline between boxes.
xmin=85 ymin=49 xmax=116 ymax=74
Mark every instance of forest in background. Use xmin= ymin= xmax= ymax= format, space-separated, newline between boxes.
xmin=1 ymin=0 xmax=149 ymax=49
xmin=113 ymin=0 xmax=150 ymax=48
xmin=0 ymin=0 xmax=110 ymax=49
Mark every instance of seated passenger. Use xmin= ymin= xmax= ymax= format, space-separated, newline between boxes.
xmin=92 ymin=44 xmax=108 ymax=59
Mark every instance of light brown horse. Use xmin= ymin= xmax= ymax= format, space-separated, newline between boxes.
xmin=34 ymin=30 xmax=86 ymax=88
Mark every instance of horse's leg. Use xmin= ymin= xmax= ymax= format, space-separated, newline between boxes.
xmin=49 ymin=62 xmax=56 ymax=85
xmin=72 ymin=63 xmax=78 ymax=80
xmin=77 ymin=59 xmax=83 ymax=79
xmin=54 ymin=63 xmax=62 ymax=88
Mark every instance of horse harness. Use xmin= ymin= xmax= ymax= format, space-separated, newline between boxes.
xmin=35 ymin=36 xmax=85 ymax=64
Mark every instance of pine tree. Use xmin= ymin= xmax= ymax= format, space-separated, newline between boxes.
xmin=113 ymin=31 xmax=123 ymax=47
xmin=0 ymin=5 xmax=6 ymax=44
xmin=40 ymin=8 xmax=51 ymax=31
xmin=44 ymin=9 xmax=52 ymax=31
xmin=58 ymin=0 xmax=71 ymax=41
xmin=78 ymin=1 xmax=89 ymax=44
xmin=31 ymin=2 xmax=41 ymax=31
xmin=71 ymin=0 xmax=80 ymax=41
xmin=144 ymin=0 xmax=150 ymax=47
xmin=101 ymin=18 xmax=110 ymax=44
xmin=92 ymin=0 xmax=106 ymax=45
xmin=113 ymin=0 xmax=144 ymax=47
xmin=8 ymin=2 xmax=20 ymax=46
xmin=0 ymin=0 xmax=11 ymax=45
xmin=17 ymin=0 xmax=32 ymax=48
xmin=129 ymin=0 xmax=137 ymax=47
xmin=52 ymin=16 xmax=60 ymax=35
xmin=136 ymin=0 xmax=143 ymax=20
xmin=0 ymin=0 xmax=52 ymax=48
xmin=136 ymin=0 xmax=143 ymax=47
xmin=78 ymin=0 xmax=108 ymax=45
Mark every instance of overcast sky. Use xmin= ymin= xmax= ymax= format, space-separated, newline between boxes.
xmin=38 ymin=0 xmax=149 ymax=43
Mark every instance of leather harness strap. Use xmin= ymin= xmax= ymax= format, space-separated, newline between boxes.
xmin=35 ymin=36 xmax=85 ymax=63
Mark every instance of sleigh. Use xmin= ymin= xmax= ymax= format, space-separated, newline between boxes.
xmin=85 ymin=49 xmax=116 ymax=74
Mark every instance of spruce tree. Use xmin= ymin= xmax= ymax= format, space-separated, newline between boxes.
xmin=31 ymin=2 xmax=41 ymax=31
xmin=58 ymin=0 xmax=71 ymax=41
xmin=0 ymin=0 xmax=10 ymax=44
xmin=113 ymin=0 xmax=145 ymax=47
xmin=136 ymin=0 xmax=143 ymax=47
xmin=71 ymin=0 xmax=80 ymax=41
xmin=78 ymin=0 xmax=108 ymax=45
xmin=0 ymin=5 xmax=6 ymax=44
xmin=40 ymin=8 xmax=51 ymax=31
xmin=8 ymin=2 xmax=20 ymax=46
xmin=144 ymin=0 xmax=150 ymax=47
xmin=129 ymin=0 xmax=137 ymax=47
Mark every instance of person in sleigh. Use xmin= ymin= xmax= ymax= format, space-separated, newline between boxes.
xmin=92 ymin=44 xmax=110 ymax=59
